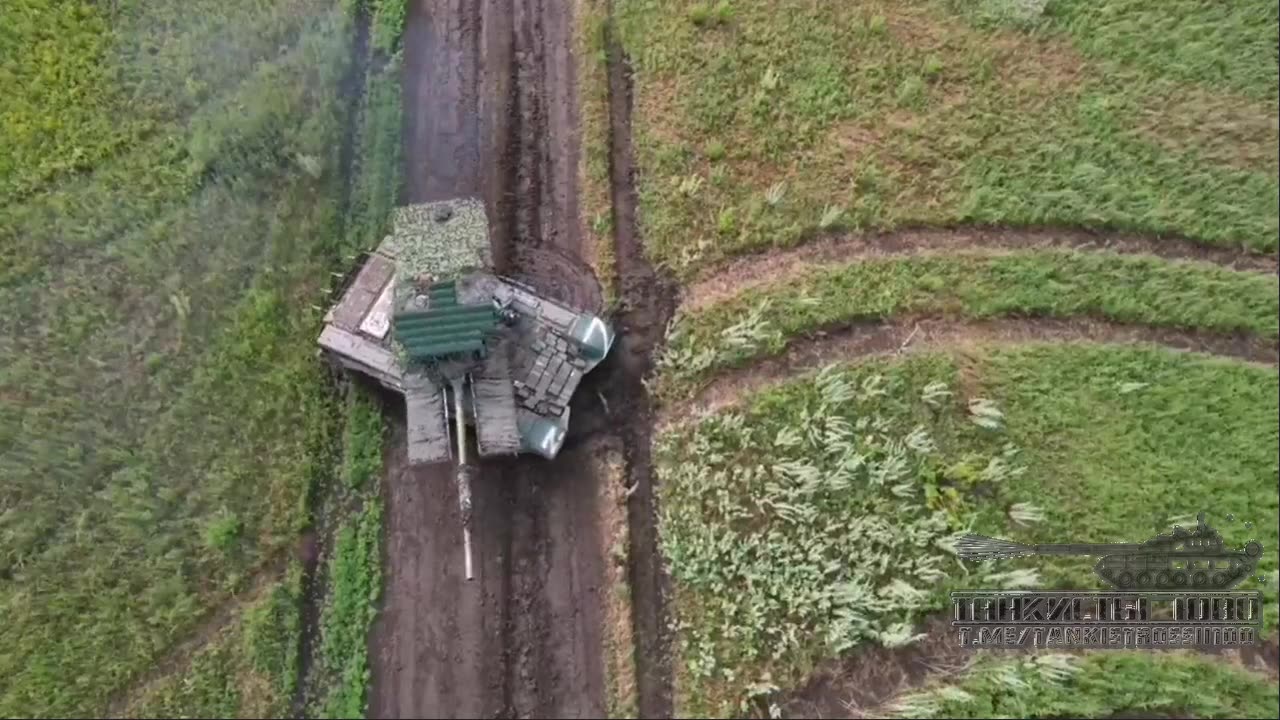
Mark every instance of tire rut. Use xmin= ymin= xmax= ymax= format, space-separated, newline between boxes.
xmin=683 ymin=228 xmax=1280 ymax=313
xmin=661 ymin=316 xmax=1279 ymax=430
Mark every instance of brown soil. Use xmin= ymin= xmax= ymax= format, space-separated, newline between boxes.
xmin=663 ymin=316 xmax=1279 ymax=429
xmin=368 ymin=0 xmax=672 ymax=717
xmin=681 ymin=228 xmax=1280 ymax=313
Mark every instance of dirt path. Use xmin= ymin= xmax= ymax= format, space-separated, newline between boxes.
xmin=661 ymin=316 xmax=1279 ymax=429
xmin=682 ymin=228 xmax=1280 ymax=313
xmin=368 ymin=1 xmax=609 ymax=717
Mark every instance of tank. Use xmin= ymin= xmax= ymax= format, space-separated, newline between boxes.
xmin=317 ymin=197 xmax=615 ymax=580
xmin=956 ymin=513 xmax=1263 ymax=591
xmin=317 ymin=197 xmax=615 ymax=464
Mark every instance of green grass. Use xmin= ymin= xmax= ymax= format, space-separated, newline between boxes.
xmin=0 ymin=3 xmax=370 ymax=715
xmin=127 ymin=566 xmax=305 ymax=719
xmin=655 ymin=251 xmax=1280 ymax=400
xmin=342 ymin=386 xmax=386 ymax=491
xmin=303 ymin=386 xmax=386 ymax=720
xmin=313 ymin=502 xmax=383 ymax=720
xmin=655 ymin=346 xmax=1278 ymax=717
xmin=0 ymin=0 xmax=329 ymax=205
xmin=1020 ymin=0 xmax=1279 ymax=101
xmin=887 ymin=650 xmax=1280 ymax=719
xmin=614 ymin=0 xmax=1279 ymax=276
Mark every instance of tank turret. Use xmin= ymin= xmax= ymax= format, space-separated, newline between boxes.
xmin=956 ymin=513 xmax=1263 ymax=590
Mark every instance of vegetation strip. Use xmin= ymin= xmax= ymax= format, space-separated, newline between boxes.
xmin=655 ymin=250 xmax=1279 ymax=401
xmin=663 ymin=316 xmax=1279 ymax=428
xmin=684 ymin=227 xmax=1280 ymax=313
xmin=654 ymin=345 xmax=1278 ymax=717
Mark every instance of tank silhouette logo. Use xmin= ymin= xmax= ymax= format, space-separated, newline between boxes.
xmin=949 ymin=512 xmax=1267 ymax=648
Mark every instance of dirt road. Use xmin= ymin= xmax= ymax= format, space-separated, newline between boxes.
xmin=367 ymin=1 xmax=610 ymax=717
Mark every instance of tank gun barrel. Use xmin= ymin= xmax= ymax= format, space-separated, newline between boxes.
xmin=451 ymin=379 xmax=475 ymax=581
xmin=1032 ymin=543 xmax=1145 ymax=556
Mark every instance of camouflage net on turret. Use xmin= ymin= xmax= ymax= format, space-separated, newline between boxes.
xmin=382 ymin=198 xmax=494 ymax=310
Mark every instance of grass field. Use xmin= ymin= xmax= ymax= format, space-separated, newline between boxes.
xmin=124 ymin=568 xmax=305 ymax=719
xmin=614 ymin=0 xmax=1279 ymax=276
xmin=0 ymin=0 xmax=406 ymax=714
xmin=655 ymin=251 xmax=1279 ymax=400
xmin=887 ymin=650 xmax=1280 ymax=719
xmin=654 ymin=347 xmax=1279 ymax=717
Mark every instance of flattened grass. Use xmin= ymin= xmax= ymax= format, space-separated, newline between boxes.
xmin=656 ymin=251 xmax=1280 ymax=400
xmin=615 ymin=0 xmax=1279 ymax=275
xmin=655 ymin=345 xmax=1278 ymax=716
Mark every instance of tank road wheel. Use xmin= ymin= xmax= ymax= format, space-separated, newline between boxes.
xmin=1172 ymin=571 xmax=1188 ymax=587
xmin=1212 ymin=572 xmax=1228 ymax=587
xmin=1117 ymin=571 xmax=1135 ymax=588
xmin=1155 ymin=571 xmax=1171 ymax=588
xmin=1245 ymin=541 xmax=1263 ymax=558
xmin=1192 ymin=571 xmax=1209 ymax=587
xmin=1136 ymin=571 xmax=1153 ymax=588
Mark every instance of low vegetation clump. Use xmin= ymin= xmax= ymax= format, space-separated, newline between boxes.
xmin=654 ymin=251 xmax=1279 ymax=400
xmin=311 ymin=386 xmax=386 ymax=720
xmin=313 ymin=501 xmax=384 ymax=720
xmin=655 ymin=346 xmax=1278 ymax=716
xmin=887 ymin=650 xmax=1280 ymax=719
xmin=615 ymin=0 xmax=1278 ymax=275
xmin=656 ymin=357 xmax=1020 ymax=715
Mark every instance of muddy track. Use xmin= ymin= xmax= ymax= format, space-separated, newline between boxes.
xmin=683 ymin=227 xmax=1280 ymax=313
xmin=369 ymin=1 xmax=614 ymax=717
xmin=596 ymin=10 xmax=679 ymax=716
xmin=663 ymin=316 xmax=1279 ymax=428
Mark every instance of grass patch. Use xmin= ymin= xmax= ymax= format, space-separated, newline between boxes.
xmin=613 ymin=0 xmax=1279 ymax=276
xmin=887 ymin=650 xmax=1280 ymax=719
xmin=655 ymin=251 xmax=1279 ymax=400
xmin=126 ymin=566 xmax=305 ymax=719
xmin=655 ymin=346 xmax=1278 ymax=716
xmin=1015 ymin=0 xmax=1279 ymax=101
xmin=0 ymin=4 xmax=363 ymax=715
xmin=342 ymin=387 xmax=386 ymax=491
xmin=575 ymin=0 xmax=618 ymax=306
xmin=312 ymin=491 xmax=384 ymax=718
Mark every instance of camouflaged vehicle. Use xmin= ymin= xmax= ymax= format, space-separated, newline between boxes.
xmin=318 ymin=197 xmax=615 ymax=578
